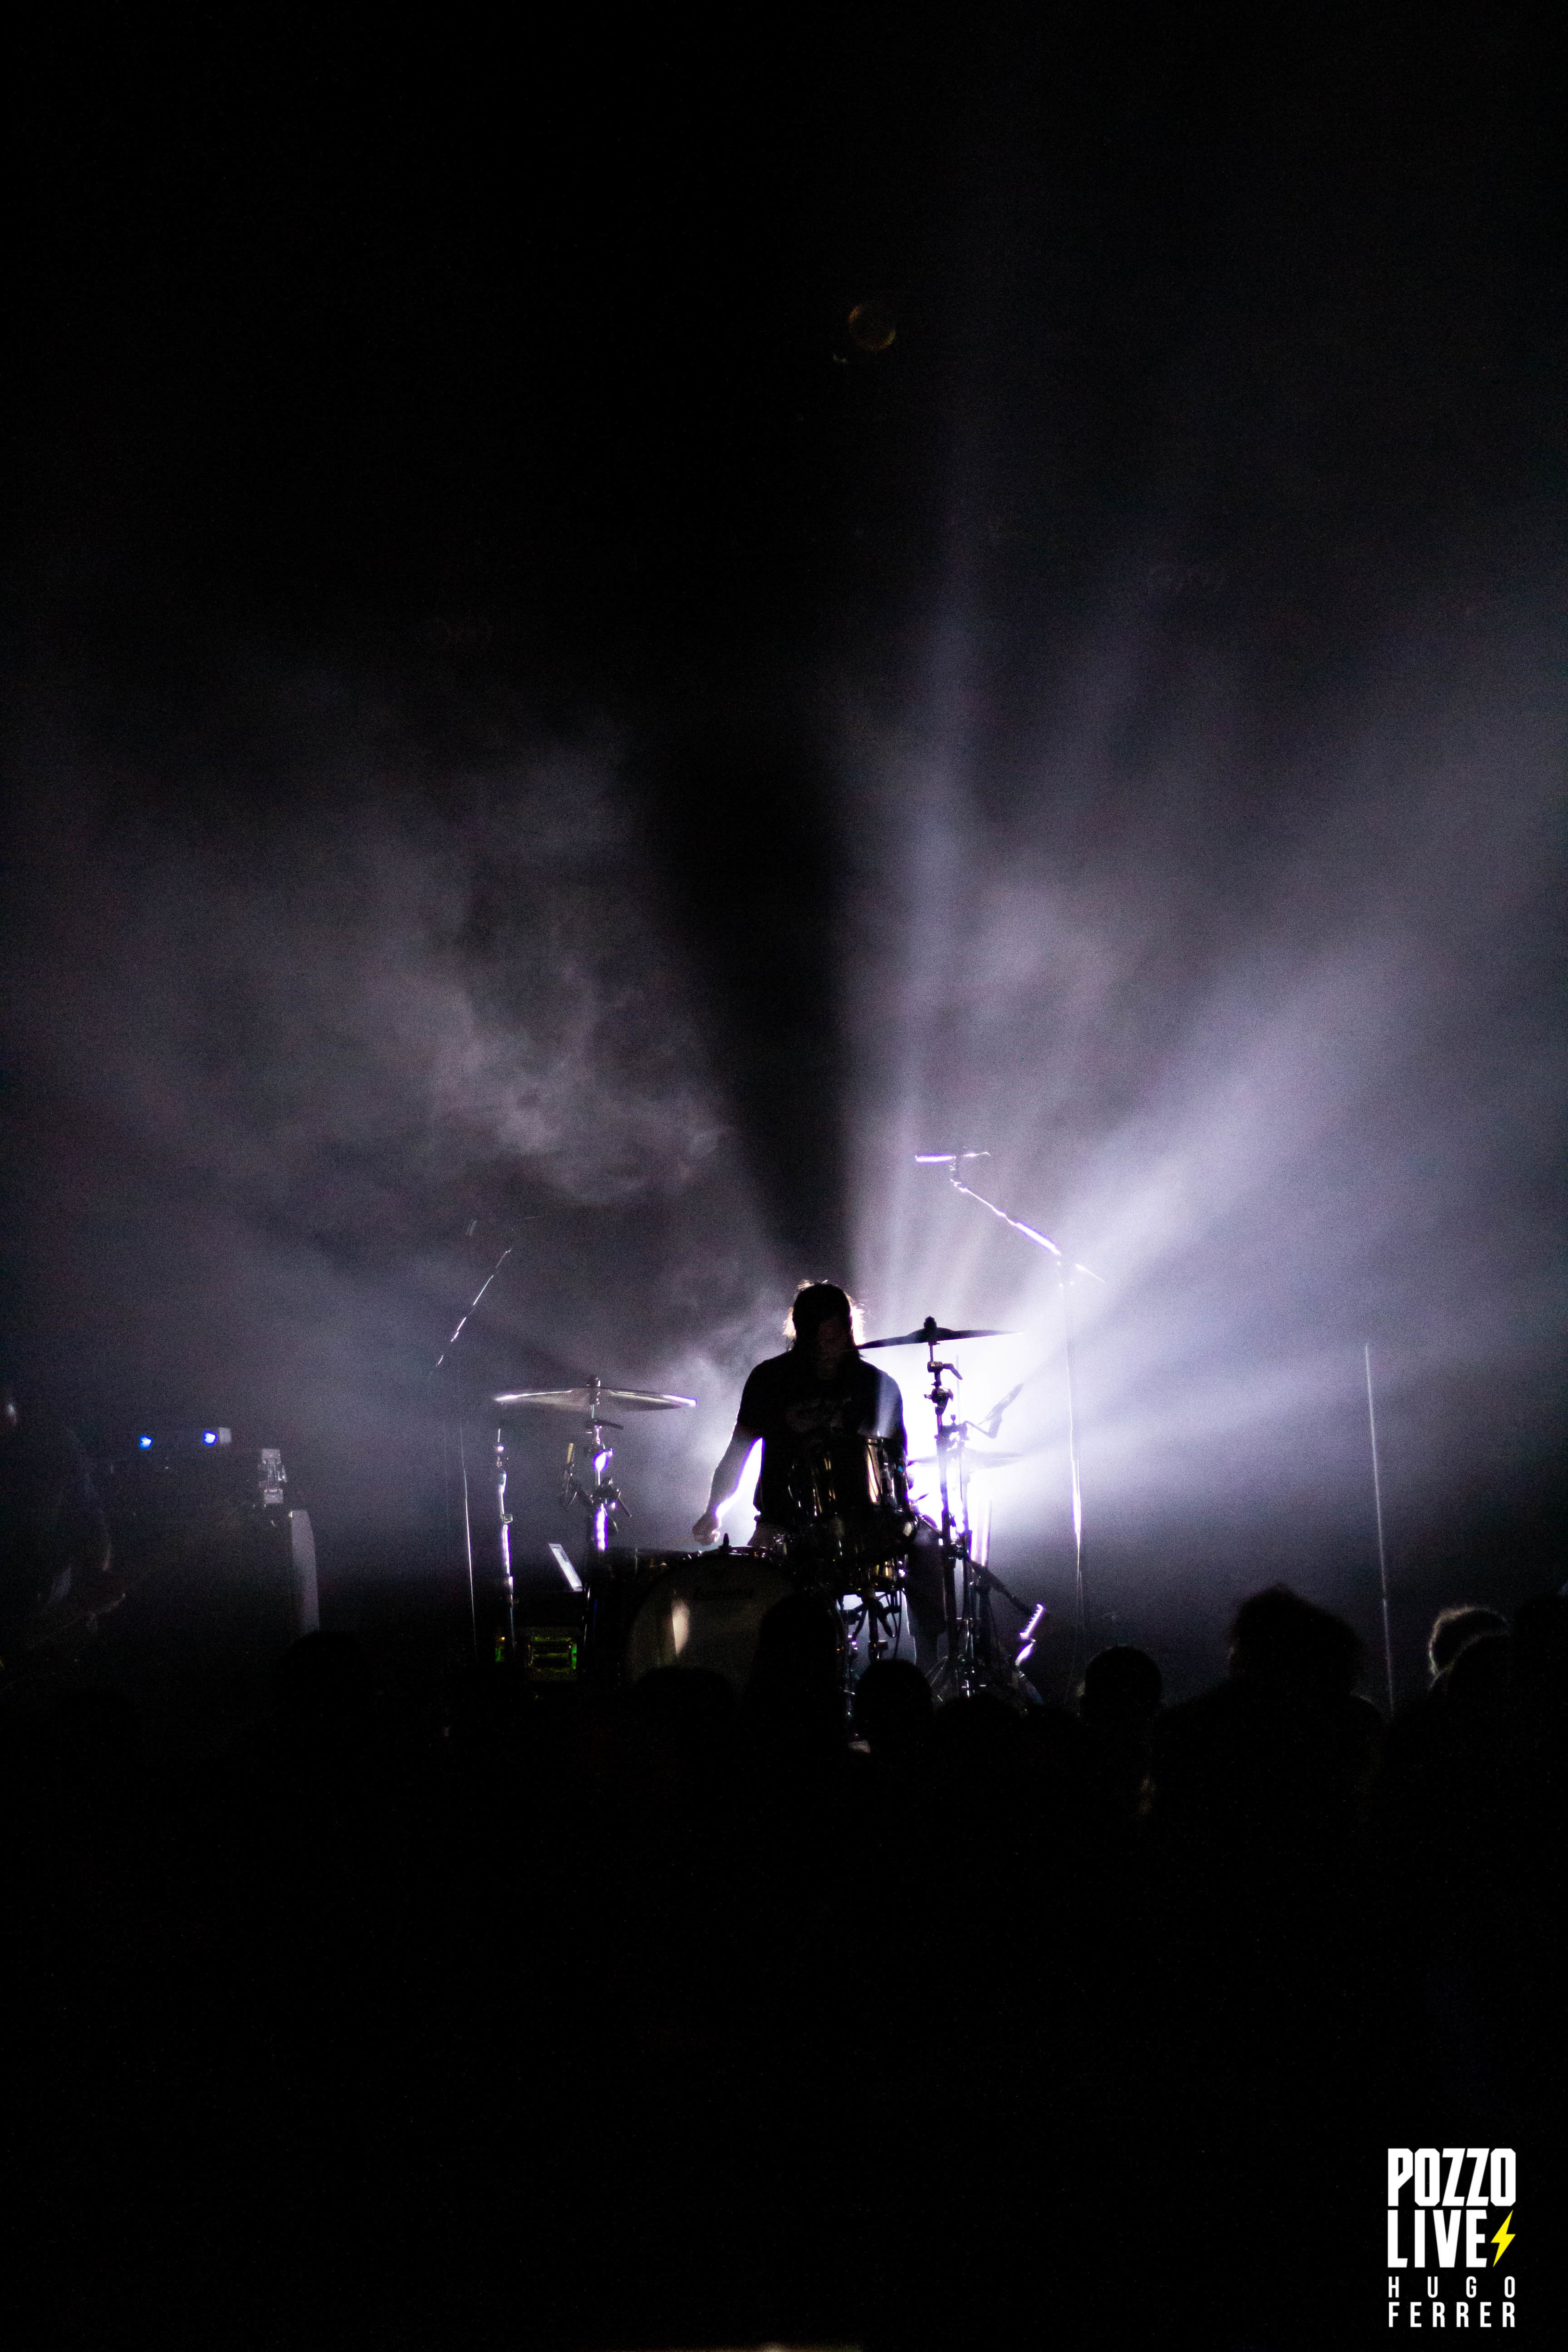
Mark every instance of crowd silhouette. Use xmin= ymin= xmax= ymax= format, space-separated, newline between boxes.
xmin=1 ymin=1574 xmax=1563 ymax=2350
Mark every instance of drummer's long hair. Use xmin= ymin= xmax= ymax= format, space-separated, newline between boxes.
xmin=786 ymin=1281 xmax=860 ymax=1349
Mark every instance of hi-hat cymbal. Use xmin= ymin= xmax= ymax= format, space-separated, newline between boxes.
xmin=860 ymin=1318 xmax=1011 ymax=1348
xmin=492 ymin=1384 xmax=697 ymax=1413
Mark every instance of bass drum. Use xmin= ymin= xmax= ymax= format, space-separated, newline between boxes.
xmin=621 ymin=1549 xmax=797 ymax=1693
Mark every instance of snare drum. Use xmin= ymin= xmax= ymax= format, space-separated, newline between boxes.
xmin=782 ymin=1434 xmax=916 ymax=1585
xmin=620 ymin=1549 xmax=798 ymax=1692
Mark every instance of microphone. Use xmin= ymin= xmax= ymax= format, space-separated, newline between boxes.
xmin=914 ymin=1151 xmax=991 ymax=1166
xmin=977 ymin=1380 xmax=1025 ymax=1439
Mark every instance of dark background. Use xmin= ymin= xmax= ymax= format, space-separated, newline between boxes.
xmin=3 ymin=4 xmax=1564 ymax=1694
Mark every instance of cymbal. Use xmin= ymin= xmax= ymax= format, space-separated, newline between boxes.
xmin=909 ymin=1448 xmax=1030 ymax=1468
xmin=492 ymin=1385 xmax=697 ymax=1413
xmin=860 ymin=1318 xmax=1011 ymax=1348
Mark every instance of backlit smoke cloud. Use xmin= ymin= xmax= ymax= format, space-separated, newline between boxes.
xmin=0 ymin=666 xmax=775 ymax=1558
xmin=9 ymin=751 xmax=716 ymax=1217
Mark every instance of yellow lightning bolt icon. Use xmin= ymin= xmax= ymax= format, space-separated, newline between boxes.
xmin=1492 ymin=2210 xmax=1515 ymax=2265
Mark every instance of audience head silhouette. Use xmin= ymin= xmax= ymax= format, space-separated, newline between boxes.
xmin=1080 ymin=1644 xmax=1162 ymax=1727
xmin=852 ymin=1657 xmax=934 ymax=1765
xmin=1227 ymin=1585 xmax=1361 ymax=1697
xmin=1426 ymin=1602 xmax=1506 ymax=1679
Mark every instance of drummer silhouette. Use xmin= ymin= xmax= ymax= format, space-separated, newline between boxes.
xmin=693 ymin=1283 xmax=946 ymax=1671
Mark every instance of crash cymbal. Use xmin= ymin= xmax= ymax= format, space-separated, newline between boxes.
xmin=492 ymin=1384 xmax=697 ymax=1412
xmin=860 ymin=1318 xmax=1011 ymax=1348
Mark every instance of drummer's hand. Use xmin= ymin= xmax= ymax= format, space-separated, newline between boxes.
xmin=692 ymin=1509 xmax=722 ymax=1546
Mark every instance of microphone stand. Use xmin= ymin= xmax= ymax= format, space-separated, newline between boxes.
xmin=922 ymin=1157 xmax=1102 ymax=1698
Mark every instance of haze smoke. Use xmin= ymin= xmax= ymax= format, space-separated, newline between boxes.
xmin=841 ymin=588 xmax=1565 ymax=1629
xmin=1 ymin=660 xmax=778 ymax=1564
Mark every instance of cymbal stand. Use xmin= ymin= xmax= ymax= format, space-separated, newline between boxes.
xmin=559 ymin=1375 xmax=627 ymax=1557
xmin=923 ymin=1335 xmax=1038 ymax=1704
xmin=923 ymin=1337 xmax=980 ymax=1700
xmin=493 ymin=1426 xmax=517 ymax=1661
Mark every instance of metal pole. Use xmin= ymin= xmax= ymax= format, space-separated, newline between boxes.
xmin=436 ymin=1238 xmax=518 ymax=1662
xmin=1060 ymin=1263 xmax=1087 ymax=1702
xmin=1363 ymin=1343 xmax=1395 ymax=1714
xmin=458 ymin=1422 xmax=477 ymax=1660
xmin=926 ymin=1345 xmax=967 ymax=1693
xmin=435 ymin=1244 xmax=514 ymax=1369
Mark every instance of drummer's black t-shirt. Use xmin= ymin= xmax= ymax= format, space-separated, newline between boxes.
xmin=735 ymin=1350 xmax=906 ymax=1526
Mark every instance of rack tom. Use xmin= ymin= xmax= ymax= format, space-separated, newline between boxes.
xmin=782 ymin=1434 xmax=916 ymax=1586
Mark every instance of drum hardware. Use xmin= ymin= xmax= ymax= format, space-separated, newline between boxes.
xmin=493 ymin=1426 xmax=516 ymax=1661
xmin=860 ymin=1318 xmax=1011 ymax=1349
xmin=768 ymin=1430 xmax=918 ymax=1708
xmin=431 ymin=1232 xmax=700 ymax=1662
xmin=492 ymin=1377 xmax=697 ymax=1561
xmin=908 ymin=1446 xmax=1030 ymax=1468
xmin=561 ymin=1405 xmax=626 ymax=1557
xmin=860 ymin=1315 xmax=1039 ymax=1705
xmin=491 ymin=1383 xmax=699 ymax=1414
xmin=781 ymin=1434 xmax=917 ymax=1575
xmin=826 ymin=1574 xmax=908 ymax=1694
xmin=1015 ymin=1601 xmax=1048 ymax=1670
xmin=915 ymin=1153 xmax=1104 ymax=1698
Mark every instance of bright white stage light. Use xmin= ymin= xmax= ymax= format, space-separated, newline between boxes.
xmin=839 ymin=614 xmax=1566 ymax=1640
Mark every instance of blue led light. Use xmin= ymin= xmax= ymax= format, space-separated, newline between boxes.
xmin=138 ymin=1435 xmax=153 ymax=1449
xmin=203 ymin=1430 xmax=216 ymax=1444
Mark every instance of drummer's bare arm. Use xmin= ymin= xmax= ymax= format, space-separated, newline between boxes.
xmin=691 ymin=1426 xmax=760 ymax=1544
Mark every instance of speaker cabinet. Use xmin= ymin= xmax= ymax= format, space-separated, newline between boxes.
xmin=80 ymin=1443 xmax=320 ymax=1748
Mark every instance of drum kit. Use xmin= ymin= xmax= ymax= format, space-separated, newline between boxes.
xmin=481 ymin=1319 xmax=1044 ymax=1709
